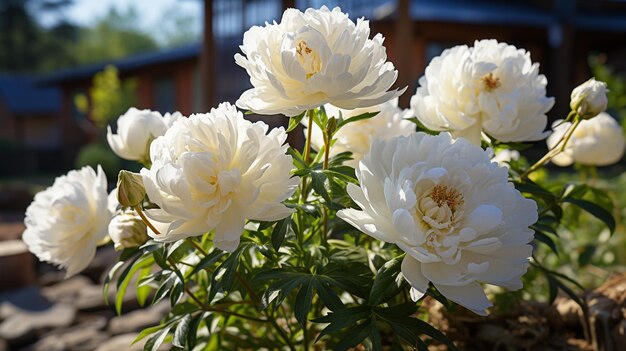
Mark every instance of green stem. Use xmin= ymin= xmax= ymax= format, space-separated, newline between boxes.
xmin=186 ymin=238 xmax=209 ymax=256
xmin=134 ymin=205 xmax=160 ymax=235
xmin=519 ymin=118 xmax=582 ymax=180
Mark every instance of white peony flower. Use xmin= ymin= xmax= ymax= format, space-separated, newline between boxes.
xmin=141 ymin=102 xmax=298 ymax=252
xmin=337 ymin=133 xmax=537 ymax=315
xmin=547 ymin=112 xmax=625 ymax=167
xmin=307 ymin=98 xmax=415 ymax=166
xmin=491 ymin=149 xmax=520 ymax=168
xmin=107 ymin=108 xmax=182 ymax=163
xmin=235 ymin=6 xmax=404 ymax=116
xmin=570 ymin=78 xmax=608 ymax=119
xmin=23 ymin=166 xmax=112 ymax=277
xmin=410 ymin=39 xmax=554 ymax=145
xmin=108 ymin=210 xmax=149 ymax=250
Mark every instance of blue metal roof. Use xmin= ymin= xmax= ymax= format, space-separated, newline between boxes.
xmin=410 ymin=0 xmax=554 ymax=27
xmin=0 ymin=75 xmax=61 ymax=115
xmin=39 ymin=43 xmax=202 ymax=85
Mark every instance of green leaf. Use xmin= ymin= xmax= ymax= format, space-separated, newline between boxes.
xmin=133 ymin=324 xmax=168 ymax=345
xmin=312 ymin=305 xmax=372 ymax=342
xmin=294 ymin=280 xmax=314 ymax=327
xmin=103 ymin=261 xmax=125 ymax=305
xmin=186 ymin=313 xmax=204 ymax=350
xmin=546 ymin=273 xmax=558 ymax=305
xmin=136 ymin=267 xmax=152 ymax=306
xmin=534 ymin=231 xmax=559 ymax=255
xmin=514 ymin=180 xmax=556 ymax=200
xmin=172 ymin=314 xmax=192 ymax=348
xmin=189 ymin=249 xmax=226 ymax=276
xmin=578 ymin=244 xmax=597 ymax=267
xmin=336 ymin=111 xmax=379 ymax=130
xmin=312 ymin=277 xmax=344 ymax=311
xmin=287 ymin=111 xmax=306 ymax=132
xmin=369 ymin=256 xmax=404 ymax=306
xmin=563 ymin=197 xmax=616 ymax=233
xmin=116 ymin=255 xmax=154 ymax=315
xmin=287 ymin=147 xmax=309 ymax=169
xmin=172 ymin=301 xmax=199 ymax=315
xmin=334 ymin=319 xmax=373 ymax=351
xmin=311 ymin=171 xmax=332 ymax=203
xmin=143 ymin=325 xmax=172 ymax=351
xmin=271 ymin=216 xmax=292 ymax=251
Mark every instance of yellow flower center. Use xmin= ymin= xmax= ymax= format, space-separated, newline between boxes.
xmin=296 ymin=40 xmax=322 ymax=79
xmin=481 ymin=73 xmax=501 ymax=92
xmin=430 ymin=184 xmax=464 ymax=212
xmin=417 ymin=184 xmax=464 ymax=237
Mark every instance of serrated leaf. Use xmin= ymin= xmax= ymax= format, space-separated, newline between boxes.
xmin=563 ymin=197 xmax=615 ymax=232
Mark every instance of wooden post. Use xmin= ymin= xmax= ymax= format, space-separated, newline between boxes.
xmin=200 ymin=0 xmax=215 ymax=111
xmin=395 ymin=0 xmax=413 ymax=108
xmin=282 ymin=0 xmax=296 ymax=10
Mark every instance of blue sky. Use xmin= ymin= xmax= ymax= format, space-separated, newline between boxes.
xmin=36 ymin=0 xmax=203 ymax=30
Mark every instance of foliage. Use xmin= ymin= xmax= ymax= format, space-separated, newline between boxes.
xmin=75 ymin=65 xmax=137 ymax=127
xmin=75 ymin=142 xmax=121 ymax=178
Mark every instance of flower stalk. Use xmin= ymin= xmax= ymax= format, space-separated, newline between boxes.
xmin=519 ymin=116 xmax=582 ymax=180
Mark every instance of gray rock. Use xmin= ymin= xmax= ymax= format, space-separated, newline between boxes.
xmin=40 ymin=275 xmax=92 ymax=303
xmin=26 ymin=328 xmax=109 ymax=351
xmin=94 ymin=333 xmax=168 ymax=351
xmin=0 ymin=303 xmax=75 ymax=345
xmin=108 ymin=302 xmax=169 ymax=335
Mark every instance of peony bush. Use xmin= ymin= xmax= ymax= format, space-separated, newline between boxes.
xmin=22 ymin=6 xmax=624 ymax=350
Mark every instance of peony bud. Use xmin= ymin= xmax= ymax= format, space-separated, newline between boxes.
xmin=108 ymin=211 xmax=148 ymax=250
xmin=570 ymin=78 xmax=608 ymax=119
xmin=117 ymin=170 xmax=145 ymax=207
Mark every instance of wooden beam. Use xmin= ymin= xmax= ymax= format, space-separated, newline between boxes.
xmin=395 ymin=0 xmax=413 ymax=108
xmin=200 ymin=0 xmax=215 ymax=111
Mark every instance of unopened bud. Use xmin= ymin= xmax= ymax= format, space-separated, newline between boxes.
xmin=326 ymin=117 xmax=337 ymax=137
xmin=108 ymin=211 xmax=148 ymax=250
xmin=570 ymin=78 xmax=608 ymax=119
xmin=117 ymin=170 xmax=145 ymax=207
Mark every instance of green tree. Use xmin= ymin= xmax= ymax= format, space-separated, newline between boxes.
xmin=73 ymin=7 xmax=159 ymax=65
xmin=75 ymin=65 xmax=137 ymax=127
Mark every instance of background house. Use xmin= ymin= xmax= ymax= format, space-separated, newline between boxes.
xmin=4 ymin=0 xmax=626 ymax=176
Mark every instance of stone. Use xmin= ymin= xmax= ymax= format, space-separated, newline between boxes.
xmin=94 ymin=333 xmax=168 ymax=351
xmin=0 ymin=240 xmax=35 ymax=290
xmin=108 ymin=302 xmax=169 ymax=335
xmin=41 ymin=275 xmax=92 ymax=304
xmin=0 ymin=303 xmax=75 ymax=345
xmin=26 ymin=328 xmax=109 ymax=351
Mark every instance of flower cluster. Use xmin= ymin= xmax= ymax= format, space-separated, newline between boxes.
xmin=410 ymin=40 xmax=554 ymax=145
xmin=141 ymin=103 xmax=298 ymax=252
xmin=235 ymin=6 xmax=404 ymax=116
xmin=338 ymin=133 xmax=536 ymax=314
